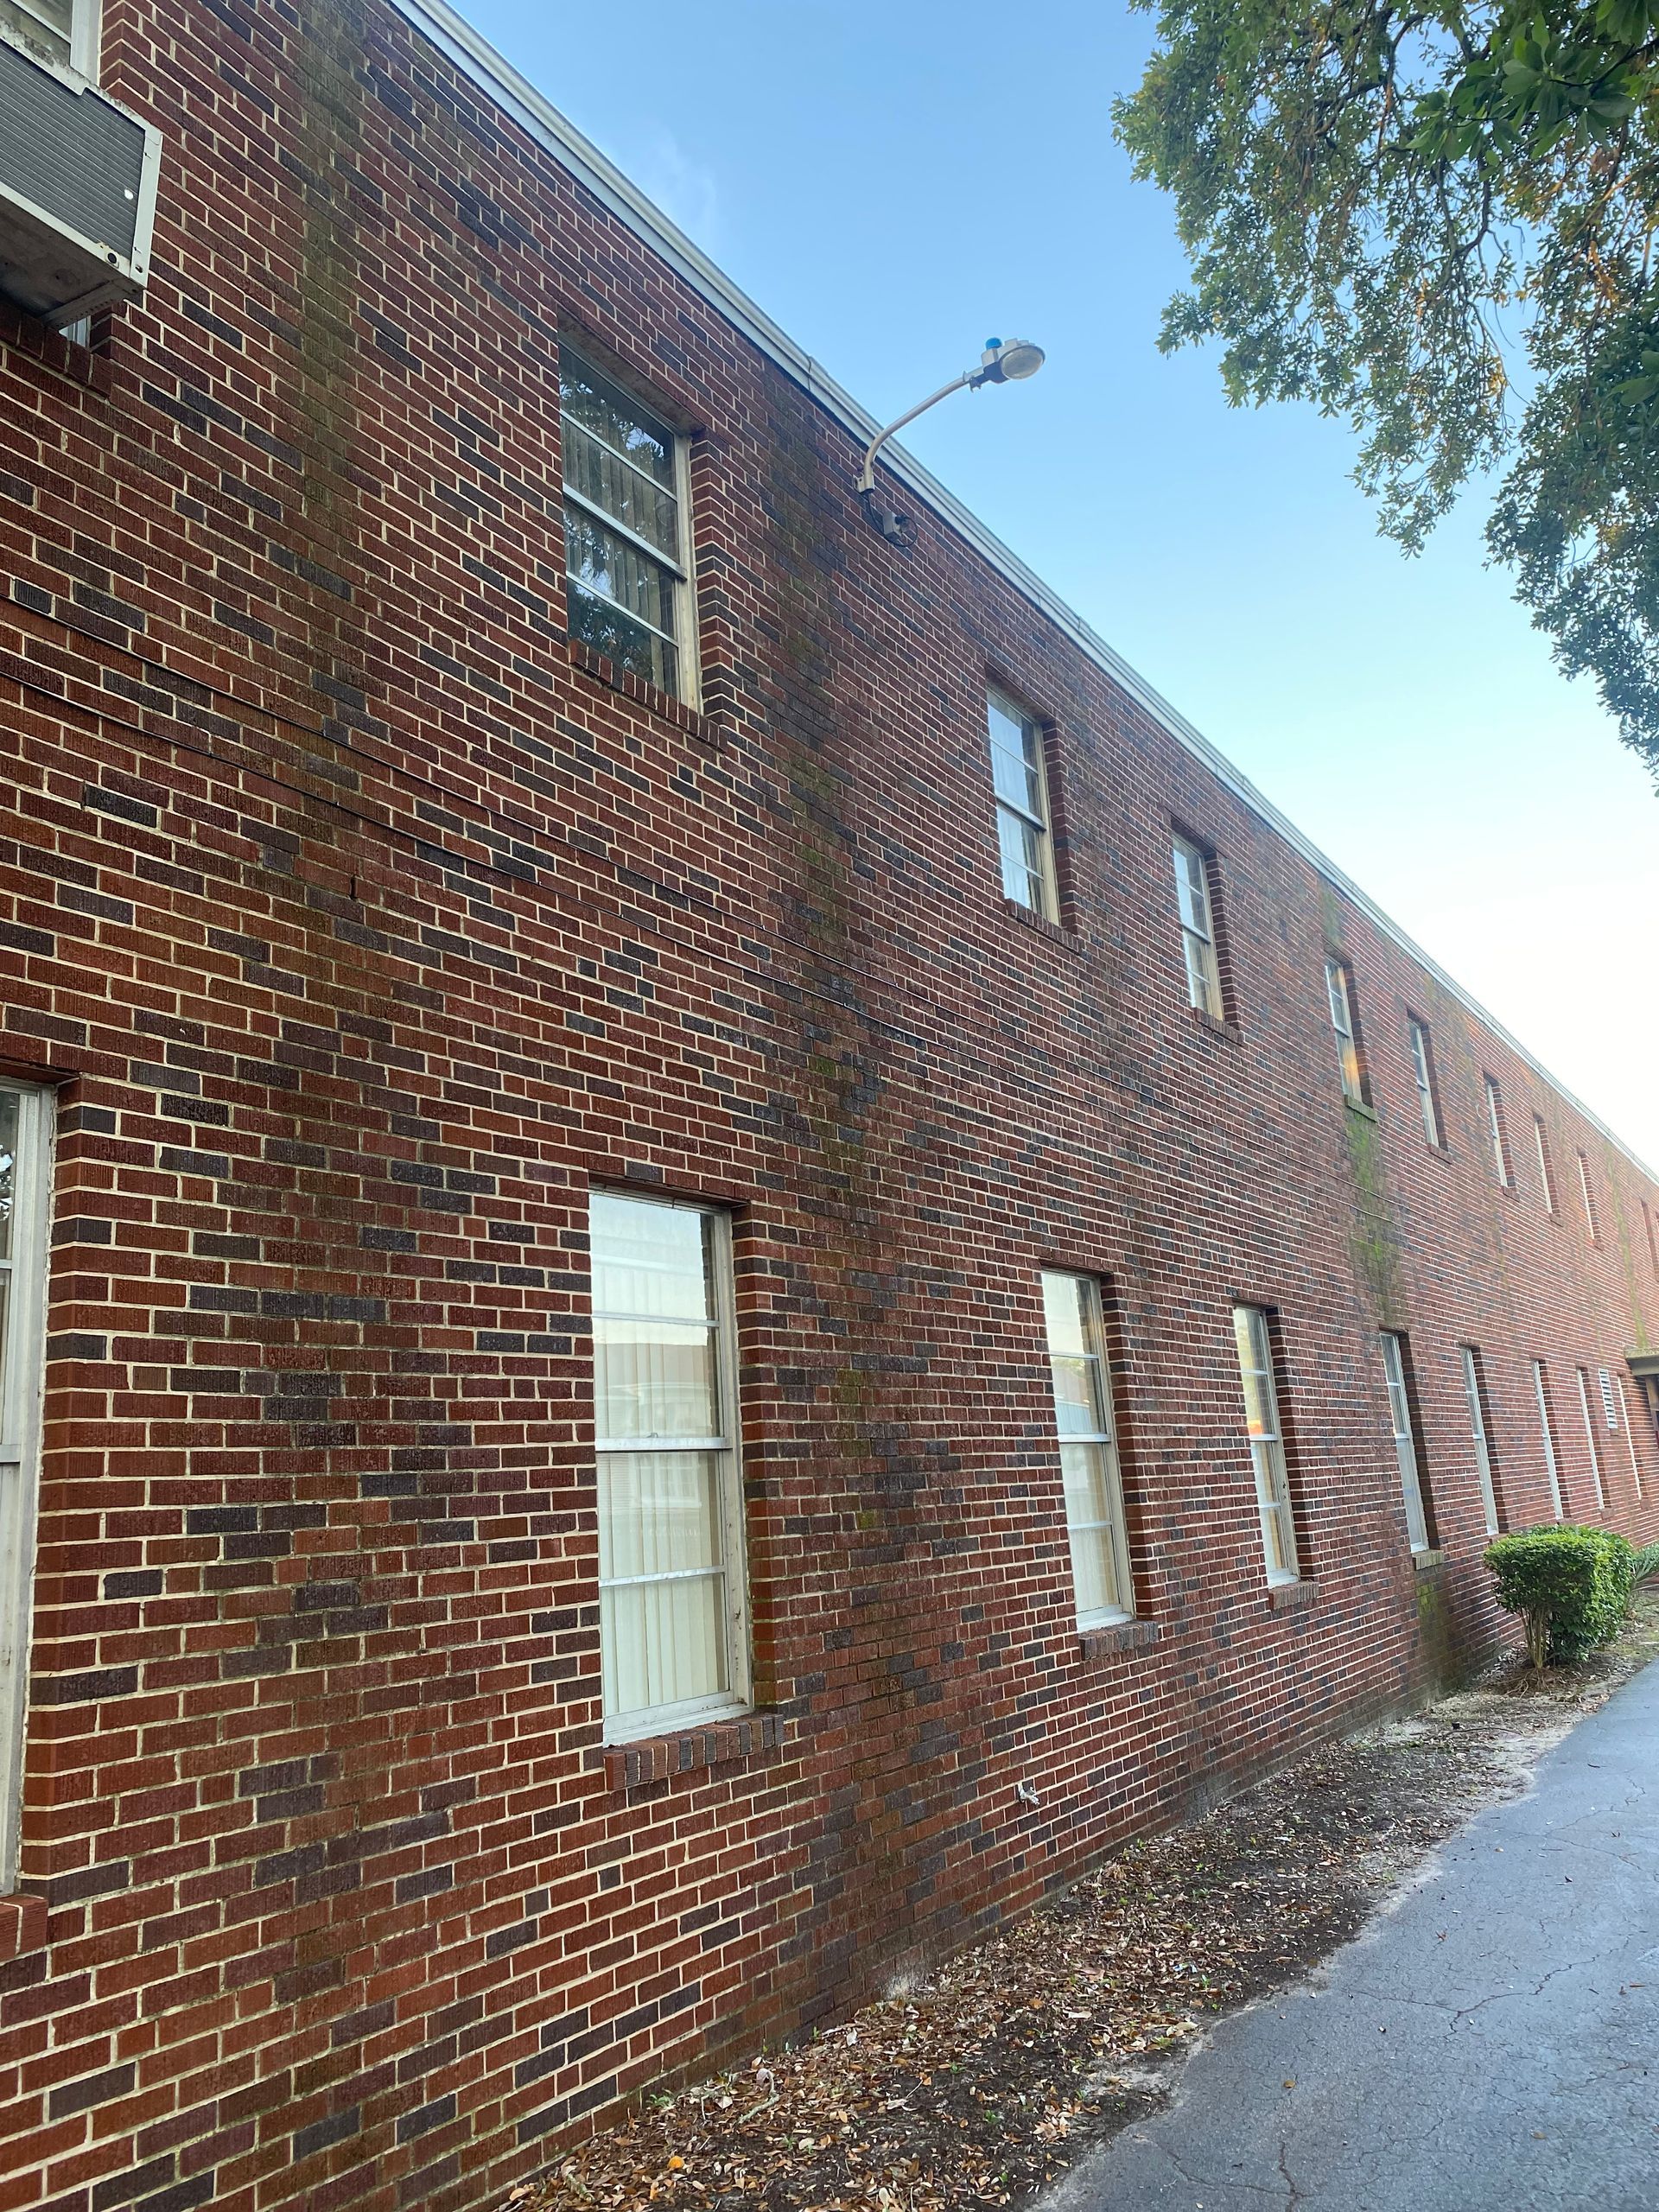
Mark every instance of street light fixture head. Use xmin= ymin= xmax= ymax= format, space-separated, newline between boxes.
xmin=978 ymin=337 xmax=1045 ymax=384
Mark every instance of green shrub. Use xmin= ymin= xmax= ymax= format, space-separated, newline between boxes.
xmin=1630 ymin=1541 xmax=1659 ymax=1587
xmin=1484 ymin=1525 xmax=1634 ymax=1666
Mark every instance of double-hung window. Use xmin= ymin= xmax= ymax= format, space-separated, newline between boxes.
xmin=1484 ymin=1077 xmax=1510 ymax=1187
xmin=1408 ymin=1019 xmax=1441 ymax=1147
xmin=0 ymin=1084 xmax=52 ymax=1891
xmin=1533 ymin=1116 xmax=1558 ymax=1215
xmin=1381 ymin=1332 xmax=1432 ymax=1554
xmin=589 ymin=1190 xmax=748 ymax=1740
xmin=986 ymin=690 xmax=1058 ymax=920
xmin=1616 ymin=1375 xmax=1644 ymax=1502
xmin=1460 ymin=1346 xmax=1501 ymax=1535
xmin=1532 ymin=1361 xmax=1564 ymax=1520
xmin=1173 ymin=836 xmax=1224 ymax=1020
xmin=561 ymin=351 xmax=692 ymax=699
xmin=0 ymin=0 xmax=98 ymax=73
xmin=1232 ymin=1305 xmax=1298 ymax=1584
xmin=1325 ymin=960 xmax=1367 ymax=1106
xmin=1575 ymin=1151 xmax=1599 ymax=1243
xmin=1041 ymin=1272 xmax=1133 ymax=1624
xmin=1574 ymin=1367 xmax=1606 ymax=1510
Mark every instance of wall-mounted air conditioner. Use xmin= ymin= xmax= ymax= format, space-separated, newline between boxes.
xmin=0 ymin=29 xmax=159 ymax=326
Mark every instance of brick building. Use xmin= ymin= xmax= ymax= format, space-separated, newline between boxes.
xmin=0 ymin=1 xmax=1654 ymax=2207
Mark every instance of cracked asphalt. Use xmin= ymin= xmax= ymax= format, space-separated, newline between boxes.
xmin=1045 ymin=1660 xmax=1659 ymax=2211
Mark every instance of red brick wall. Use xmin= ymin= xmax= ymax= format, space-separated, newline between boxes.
xmin=0 ymin=2 xmax=1654 ymax=2207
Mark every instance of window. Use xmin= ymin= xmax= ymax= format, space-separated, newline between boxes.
xmin=0 ymin=1084 xmax=52 ymax=1891
xmin=1232 ymin=1305 xmax=1298 ymax=1585
xmin=1408 ymin=1019 xmax=1441 ymax=1147
xmin=1381 ymin=1332 xmax=1433 ymax=1554
xmin=1460 ymin=1347 xmax=1502 ymax=1536
xmin=1575 ymin=1150 xmax=1599 ymax=1242
xmin=0 ymin=0 xmax=98 ymax=73
xmin=1173 ymin=836 xmax=1224 ymax=1020
xmin=1533 ymin=1362 xmax=1564 ymax=1520
xmin=1041 ymin=1272 xmax=1133 ymax=1624
xmin=561 ymin=350 xmax=692 ymax=698
xmin=1598 ymin=1366 xmax=1619 ymax=1432
xmin=1484 ymin=1077 xmax=1510 ymax=1187
xmin=588 ymin=1190 xmax=747 ymax=1740
xmin=1533 ymin=1116 xmax=1558 ymax=1215
xmin=986 ymin=690 xmax=1058 ymax=920
xmin=1574 ymin=1367 xmax=1606 ymax=1510
xmin=1616 ymin=1376 xmax=1644 ymax=1503
xmin=1325 ymin=959 xmax=1368 ymax=1105
xmin=1644 ymin=1199 xmax=1658 ymax=1275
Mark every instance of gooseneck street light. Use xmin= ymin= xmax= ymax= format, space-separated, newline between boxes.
xmin=856 ymin=337 xmax=1046 ymax=543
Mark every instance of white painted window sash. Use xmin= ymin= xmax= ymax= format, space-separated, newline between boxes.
xmin=0 ymin=1083 xmax=53 ymax=1892
xmin=1616 ymin=1376 xmax=1644 ymax=1503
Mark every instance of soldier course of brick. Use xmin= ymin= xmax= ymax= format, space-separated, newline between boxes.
xmin=0 ymin=3 xmax=1655 ymax=2209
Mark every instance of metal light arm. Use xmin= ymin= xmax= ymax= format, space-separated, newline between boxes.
xmin=856 ymin=368 xmax=981 ymax=495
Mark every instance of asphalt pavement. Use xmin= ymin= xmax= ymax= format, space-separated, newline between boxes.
xmin=1046 ymin=1659 xmax=1659 ymax=2212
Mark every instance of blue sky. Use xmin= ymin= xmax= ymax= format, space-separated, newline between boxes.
xmin=459 ymin=0 xmax=1658 ymax=1166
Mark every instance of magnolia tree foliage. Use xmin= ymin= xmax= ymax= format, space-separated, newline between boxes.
xmin=1116 ymin=0 xmax=1659 ymax=779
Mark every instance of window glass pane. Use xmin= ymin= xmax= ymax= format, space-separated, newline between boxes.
xmin=598 ymin=1448 xmax=723 ymax=1583
xmin=1173 ymin=842 xmax=1208 ymax=934
xmin=988 ymin=731 xmax=1045 ymax=819
xmin=560 ymin=358 xmax=676 ymax=489
xmin=1534 ymin=1364 xmax=1564 ymax=1519
xmin=565 ymin=508 xmax=677 ymax=639
xmin=0 ymin=0 xmax=72 ymax=60
xmin=563 ymin=416 xmax=679 ymax=558
xmin=996 ymin=805 xmax=1047 ymax=911
xmin=601 ymin=1573 xmax=727 ymax=1720
xmin=1233 ymin=1306 xmax=1295 ymax=1580
xmin=591 ymin=1193 xmax=710 ymax=1321
xmin=1041 ymin=1269 xmax=1089 ymax=1357
xmin=594 ymin=1319 xmax=717 ymax=1440
xmin=1061 ymin=1445 xmax=1120 ymax=1617
xmin=567 ymin=582 xmax=678 ymax=694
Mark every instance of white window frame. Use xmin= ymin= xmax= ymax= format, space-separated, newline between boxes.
xmin=1575 ymin=1367 xmax=1606 ymax=1511
xmin=1533 ymin=1116 xmax=1557 ymax=1215
xmin=1408 ymin=1018 xmax=1440 ymax=1147
xmin=1484 ymin=1077 xmax=1510 ymax=1187
xmin=0 ymin=1083 xmax=54 ymax=1892
xmin=560 ymin=348 xmax=697 ymax=705
xmin=1616 ymin=1376 xmax=1644 ymax=1503
xmin=0 ymin=0 xmax=99 ymax=77
xmin=1381 ymin=1332 xmax=1431 ymax=1554
xmin=1460 ymin=1346 xmax=1500 ymax=1537
xmin=986 ymin=689 xmax=1059 ymax=921
xmin=589 ymin=1189 xmax=749 ymax=1744
xmin=1575 ymin=1151 xmax=1599 ymax=1243
xmin=1233 ymin=1304 xmax=1299 ymax=1586
xmin=1325 ymin=959 xmax=1366 ymax=1106
xmin=1533 ymin=1361 xmax=1564 ymax=1521
xmin=1173 ymin=836 xmax=1224 ymax=1020
xmin=1041 ymin=1271 xmax=1134 ymax=1627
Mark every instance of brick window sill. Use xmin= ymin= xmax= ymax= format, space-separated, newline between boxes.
xmin=1344 ymin=1096 xmax=1379 ymax=1123
xmin=1001 ymin=899 xmax=1081 ymax=954
xmin=1269 ymin=1578 xmax=1319 ymax=1614
xmin=599 ymin=1709 xmax=785 ymax=1792
xmin=566 ymin=639 xmax=723 ymax=746
xmin=0 ymin=1892 xmax=48 ymax=1963
xmin=1078 ymin=1618 xmax=1159 ymax=1660
xmin=1190 ymin=1006 xmax=1241 ymax=1046
xmin=1413 ymin=1548 xmax=1446 ymax=1573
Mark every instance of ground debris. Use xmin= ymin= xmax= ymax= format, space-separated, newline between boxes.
xmin=518 ymin=1598 xmax=1659 ymax=2212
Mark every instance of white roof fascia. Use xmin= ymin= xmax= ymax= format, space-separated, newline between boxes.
xmin=389 ymin=0 xmax=1658 ymax=1188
